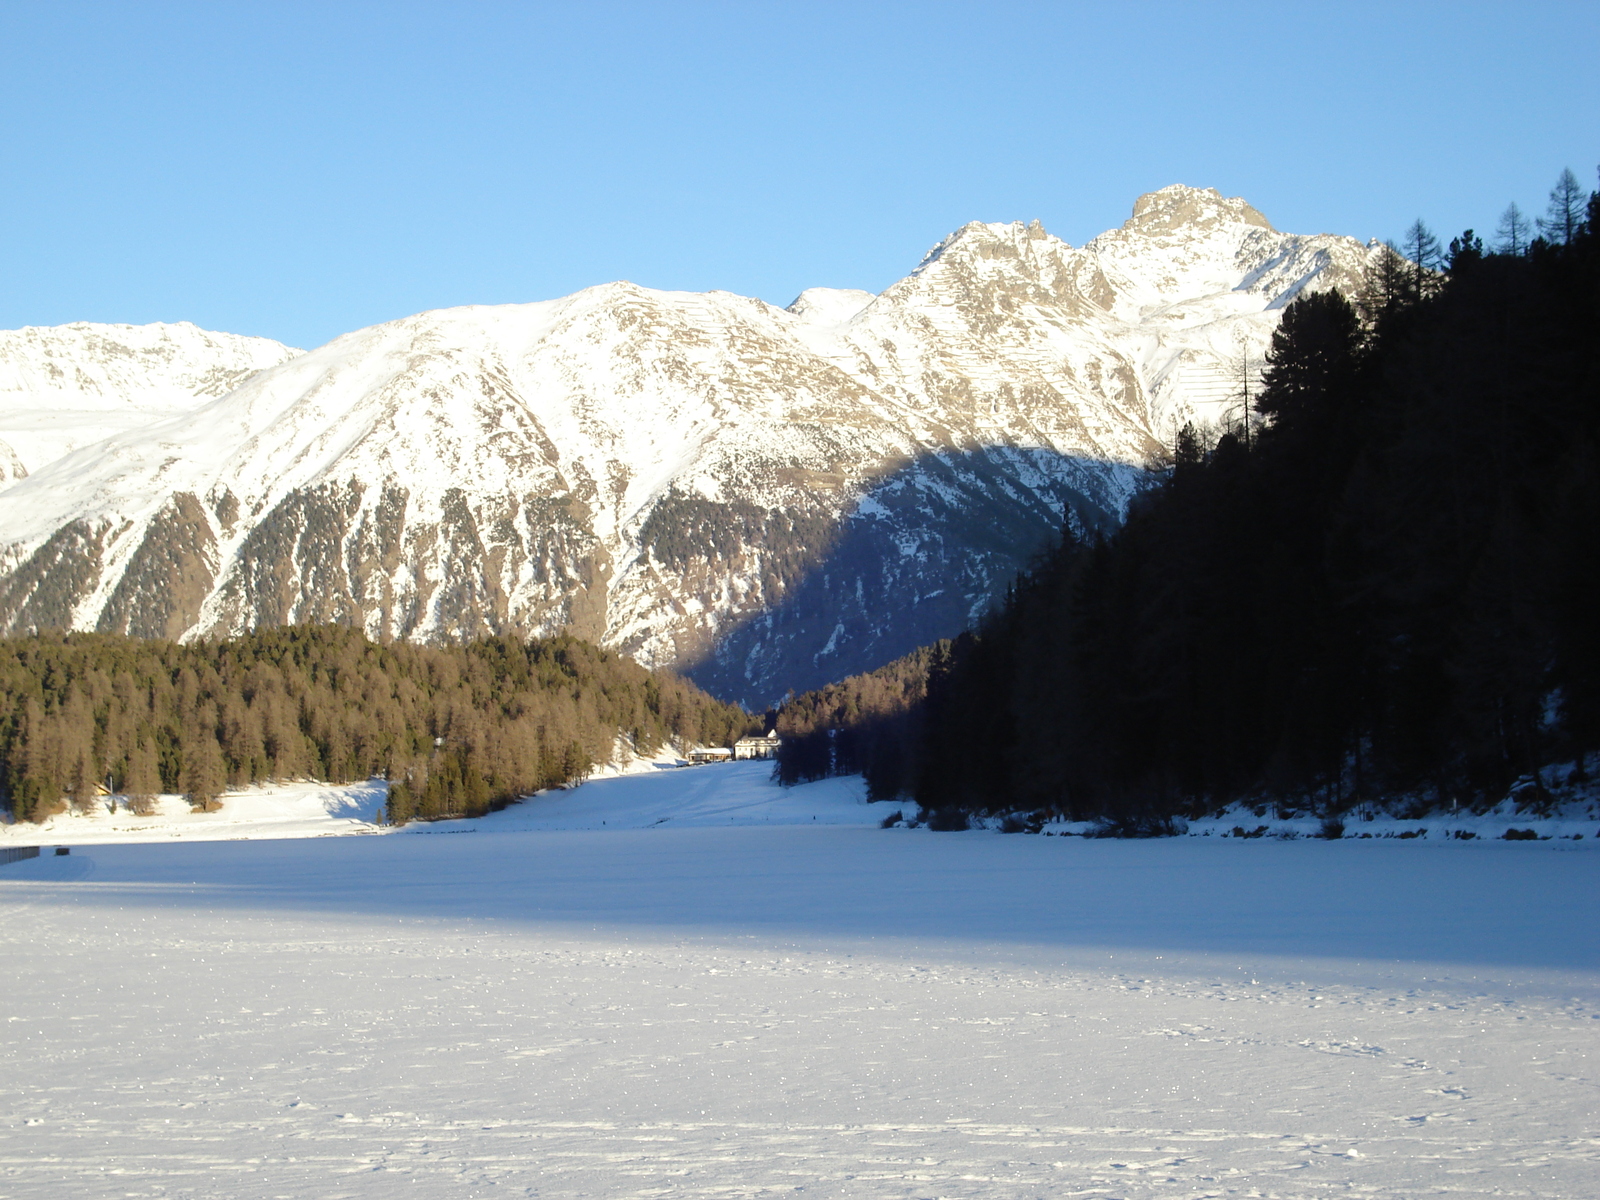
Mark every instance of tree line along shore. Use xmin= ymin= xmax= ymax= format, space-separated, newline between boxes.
xmin=0 ymin=625 xmax=756 ymax=825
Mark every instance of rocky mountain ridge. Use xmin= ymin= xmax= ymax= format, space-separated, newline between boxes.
xmin=0 ymin=186 xmax=1379 ymax=705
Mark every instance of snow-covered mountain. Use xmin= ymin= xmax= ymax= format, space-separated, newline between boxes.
xmin=0 ymin=186 xmax=1377 ymax=705
xmin=0 ymin=321 xmax=300 ymax=483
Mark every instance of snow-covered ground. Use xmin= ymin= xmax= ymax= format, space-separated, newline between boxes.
xmin=0 ymin=760 xmax=890 ymax=847
xmin=0 ymin=780 xmax=389 ymax=845
xmin=2 ymin=763 xmax=1597 ymax=1198
xmin=1183 ymin=800 xmax=1599 ymax=843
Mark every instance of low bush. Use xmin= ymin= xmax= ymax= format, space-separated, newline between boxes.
xmin=1090 ymin=814 xmax=1186 ymax=838
xmin=998 ymin=812 xmax=1048 ymax=834
xmin=924 ymin=807 xmax=970 ymax=832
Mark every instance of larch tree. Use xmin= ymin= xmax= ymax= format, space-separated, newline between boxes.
xmin=1496 ymin=201 xmax=1532 ymax=255
xmin=1537 ymin=168 xmax=1587 ymax=245
xmin=1402 ymin=219 xmax=1442 ymax=300
xmin=180 ymin=732 xmax=227 ymax=812
xmin=123 ymin=737 xmax=161 ymax=815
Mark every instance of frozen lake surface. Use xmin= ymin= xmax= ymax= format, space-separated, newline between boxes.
xmin=2 ymin=763 xmax=1597 ymax=1198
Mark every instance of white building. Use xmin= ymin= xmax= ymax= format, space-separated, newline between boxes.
xmin=734 ymin=732 xmax=782 ymax=760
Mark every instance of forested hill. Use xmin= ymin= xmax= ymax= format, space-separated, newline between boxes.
xmin=779 ymin=169 xmax=1600 ymax=824
xmin=0 ymin=627 xmax=755 ymax=825
xmin=769 ymin=643 xmax=942 ymax=788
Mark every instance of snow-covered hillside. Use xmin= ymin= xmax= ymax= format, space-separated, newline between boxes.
xmin=0 ymin=188 xmax=1377 ymax=702
xmin=0 ymin=321 xmax=300 ymax=481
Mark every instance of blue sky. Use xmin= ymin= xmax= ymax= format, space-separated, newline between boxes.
xmin=1 ymin=1 xmax=1596 ymax=350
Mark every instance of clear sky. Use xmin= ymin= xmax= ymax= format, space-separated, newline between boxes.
xmin=1 ymin=1 xmax=1596 ymax=350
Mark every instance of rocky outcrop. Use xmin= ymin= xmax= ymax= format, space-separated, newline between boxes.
xmin=97 ymin=492 xmax=217 ymax=639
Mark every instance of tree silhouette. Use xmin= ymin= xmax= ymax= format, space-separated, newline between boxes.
xmin=1402 ymin=219 xmax=1441 ymax=299
xmin=1230 ymin=339 xmax=1259 ymax=451
xmin=1537 ymin=168 xmax=1587 ymax=245
xmin=1495 ymin=201 xmax=1531 ymax=255
xmin=1447 ymin=229 xmax=1484 ymax=271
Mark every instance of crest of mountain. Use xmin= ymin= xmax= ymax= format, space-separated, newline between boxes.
xmin=0 ymin=186 xmax=1378 ymax=705
xmin=0 ymin=321 xmax=301 ymax=482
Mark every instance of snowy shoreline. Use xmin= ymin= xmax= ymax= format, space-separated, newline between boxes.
xmin=2 ymin=759 xmax=1596 ymax=849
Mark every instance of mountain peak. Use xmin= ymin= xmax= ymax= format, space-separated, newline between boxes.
xmin=0 ymin=186 xmax=1372 ymax=705
xmin=1125 ymin=185 xmax=1273 ymax=235
xmin=910 ymin=218 xmax=1069 ymax=279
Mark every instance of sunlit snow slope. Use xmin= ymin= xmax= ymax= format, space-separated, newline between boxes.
xmin=0 ymin=187 xmax=1377 ymax=703
xmin=0 ymin=321 xmax=300 ymax=482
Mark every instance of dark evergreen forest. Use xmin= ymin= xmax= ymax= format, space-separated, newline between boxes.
xmin=778 ymin=168 xmax=1600 ymax=826
xmin=769 ymin=643 xmax=941 ymax=787
xmin=0 ymin=626 xmax=755 ymax=825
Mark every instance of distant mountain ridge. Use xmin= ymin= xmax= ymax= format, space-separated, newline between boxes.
xmin=0 ymin=186 xmax=1379 ymax=705
xmin=0 ymin=321 xmax=301 ymax=483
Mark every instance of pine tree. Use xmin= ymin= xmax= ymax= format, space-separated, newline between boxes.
xmin=66 ymin=745 xmax=98 ymax=815
xmin=1173 ymin=422 xmax=1204 ymax=471
xmin=1447 ymin=229 xmax=1484 ymax=272
xmin=0 ymin=628 xmax=754 ymax=825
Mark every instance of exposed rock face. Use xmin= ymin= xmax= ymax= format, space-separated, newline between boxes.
xmin=0 ymin=186 xmax=1378 ymax=705
xmin=97 ymin=492 xmax=217 ymax=640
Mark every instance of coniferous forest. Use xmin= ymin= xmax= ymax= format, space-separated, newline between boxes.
xmin=0 ymin=626 xmax=755 ymax=825
xmin=779 ymin=168 xmax=1600 ymax=825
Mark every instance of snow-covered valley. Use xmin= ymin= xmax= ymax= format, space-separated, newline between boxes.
xmin=3 ymin=763 xmax=1596 ymax=1198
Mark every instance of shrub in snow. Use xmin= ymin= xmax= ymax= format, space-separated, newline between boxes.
xmin=125 ymin=793 xmax=158 ymax=817
xmin=1320 ymin=817 xmax=1345 ymax=839
xmin=1503 ymin=828 xmax=1541 ymax=840
xmin=924 ymin=807 xmax=970 ymax=832
xmin=998 ymin=812 xmax=1048 ymax=834
xmin=880 ymin=810 xmax=903 ymax=828
xmin=1090 ymin=814 xmax=1186 ymax=838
